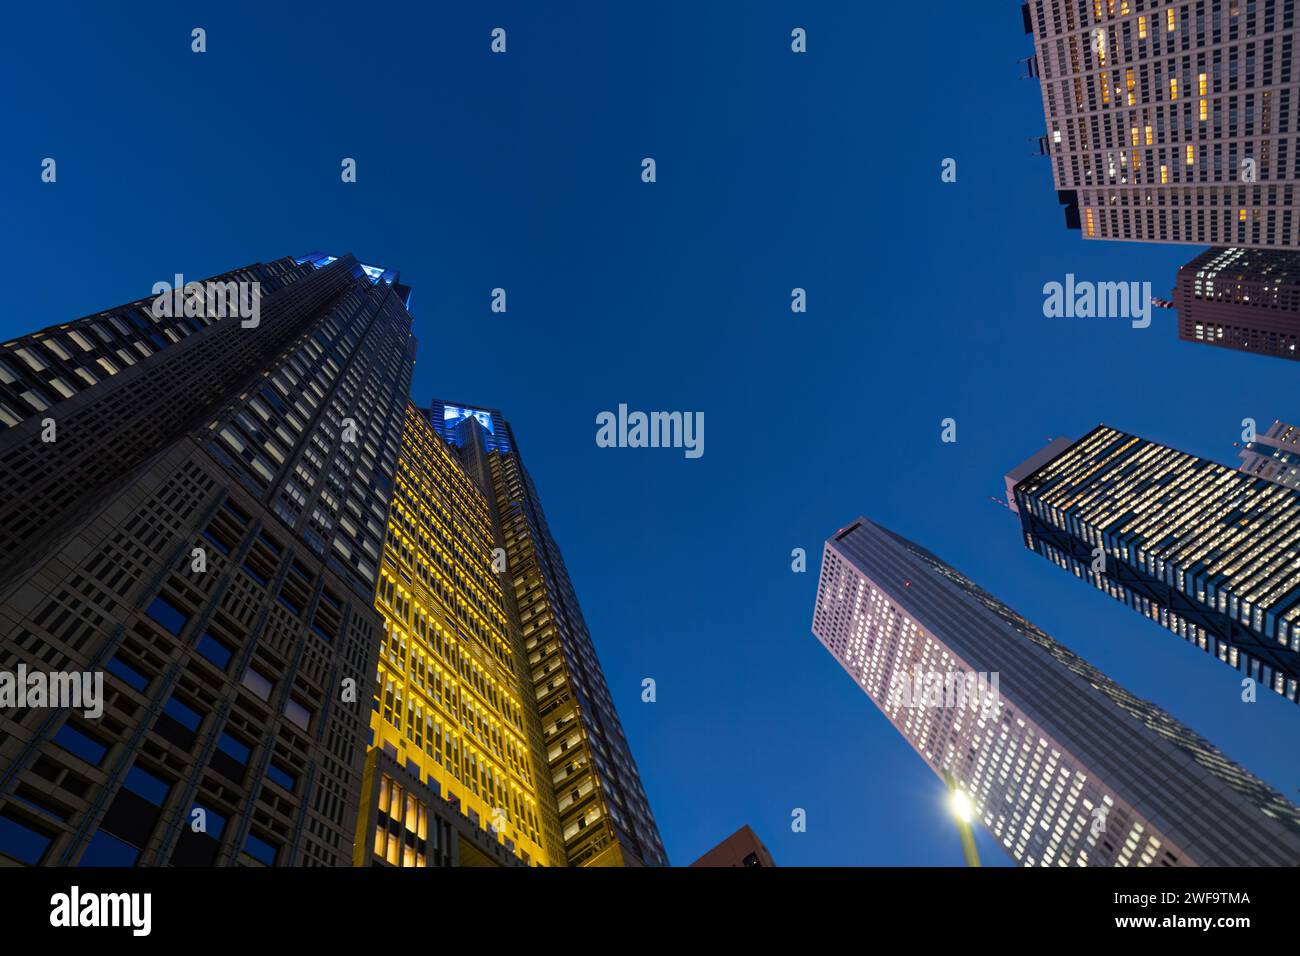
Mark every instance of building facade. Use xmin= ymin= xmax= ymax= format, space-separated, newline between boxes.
xmin=356 ymin=402 xmax=560 ymax=867
xmin=0 ymin=252 xmax=666 ymax=869
xmin=812 ymin=517 xmax=1300 ymax=866
xmin=1240 ymin=418 xmax=1300 ymax=487
xmin=0 ymin=252 xmax=415 ymax=866
xmin=429 ymin=400 xmax=669 ymax=866
xmin=1175 ymin=247 xmax=1300 ymax=358
xmin=689 ymin=824 xmax=776 ymax=867
xmin=1024 ymin=0 xmax=1300 ymax=248
xmin=1006 ymin=425 xmax=1300 ymax=706
xmin=352 ymin=748 xmax=528 ymax=867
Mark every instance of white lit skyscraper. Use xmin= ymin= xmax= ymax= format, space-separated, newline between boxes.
xmin=1007 ymin=426 xmax=1300 ymax=706
xmin=812 ymin=517 xmax=1300 ymax=866
xmin=1023 ymin=0 xmax=1300 ymax=247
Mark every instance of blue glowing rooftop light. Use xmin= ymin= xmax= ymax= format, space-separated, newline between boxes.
xmin=443 ymin=405 xmax=495 ymax=434
xmin=295 ymin=253 xmax=395 ymax=285
xmin=294 ymin=251 xmax=338 ymax=268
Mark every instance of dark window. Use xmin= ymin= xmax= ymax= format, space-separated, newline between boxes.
xmin=266 ymin=763 xmax=296 ymax=792
xmin=244 ymin=833 xmax=278 ymax=866
xmin=53 ymin=723 xmax=108 ymax=766
xmin=145 ymin=596 xmax=189 ymax=636
xmin=154 ymin=695 xmax=203 ymax=750
xmin=195 ymin=804 xmax=227 ymax=840
xmin=123 ymin=766 xmax=170 ymax=806
xmin=284 ymin=699 xmax=311 ymax=731
xmin=106 ymin=657 xmax=149 ymax=692
xmin=163 ymin=697 xmax=202 ymax=731
xmin=171 ymin=803 xmax=226 ymax=867
xmin=0 ymin=810 xmax=54 ymax=864
xmin=210 ymin=733 xmax=250 ymax=784
xmin=195 ymin=633 xmax=232 ymax=669
xmin=217 ymin=733 xmax=250 ymax=764
xmin=202 ymin=529 xmax=230 ymax=555
xmin=78 ymin=831 xmax=140 ymax=867
xmin=240 ymin=667 xmax=273 ymax=701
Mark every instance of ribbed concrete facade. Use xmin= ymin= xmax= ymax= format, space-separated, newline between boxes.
xmin=0 ymin=253 xmax=414 ymax=866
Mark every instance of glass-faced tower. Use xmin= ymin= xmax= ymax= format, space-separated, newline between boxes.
xmin=1006 ymin=425 xmax=1300 ymax=707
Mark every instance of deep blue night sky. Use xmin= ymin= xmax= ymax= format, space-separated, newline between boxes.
xmin=3 ymin=2 xmax=1296 ymax=866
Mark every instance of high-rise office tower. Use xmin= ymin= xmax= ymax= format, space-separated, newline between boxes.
xmin=1023 ymin=0 xmax=1299 ymax=248
xmin=0 ymin=252 xmax=415 ymax=866
xmin=429 ymin=400 xmax=668 ymax=866
xmin=1239 ymin=418 xmax=1300 ymax=488
xmin=812 ymin=517 xmax=1300 ymax=866
xmin=354 ymin=402 xmax=561 ymax=867
xmin=1175 ymin=247 xmax=1300 ymax=358
xmin=1006 ymin=425 xmax=1300 ymax=706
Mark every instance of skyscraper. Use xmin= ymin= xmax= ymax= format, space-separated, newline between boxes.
xmin=1239 ymin=418 xmax=1300 ymax=488
xmin=1175 ymin=247 xmax=1300 ymax=358
xmin=0 ymin=252 xmax=415 ymax=866
xmin=429 ymin=400 xmax=669 ymax=866
xmin=355 ymin=402 xmax=561 ymax=867
xmin=812 ymin=517 xmax=1300 ymax=866
xmin=0 ymin=249 xmax=669 ymax=870
xmin=1006 ymin=425 xmax=1300 ymax=706
xmin=1023 ymin=0 xmax=1299 ymax=248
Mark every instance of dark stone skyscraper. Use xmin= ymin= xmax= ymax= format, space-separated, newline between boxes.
xmin=0 ymin=252 xmax=415 ymax=866
xmin=1175 ymin=247 xmax=1300 ymax=360
xmin=428 ymin=400 xmax=668 ymax=866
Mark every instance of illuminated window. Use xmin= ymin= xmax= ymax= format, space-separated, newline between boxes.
xmin=1138 ymin=15 xmax=1147 ymax=38
xmin=1198 ymin=72 xmax=1207 ymax=96
xmin=1186 ymin=144 xmax=1195 ymax=165
xmin=1166 ymin=8 xmax=1176 ymax=31
xmin=1160 ymin=164 xmax=1169 ymax=184
xmin=1200 ymin=98 xmax=1208 ymax=121
xmin=1169 ymin=78 xmax=1177 ymax=100
xmin=1084 ymin=208 xmax=1096 ymax=237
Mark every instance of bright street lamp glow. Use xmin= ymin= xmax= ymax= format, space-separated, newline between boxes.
xmin=951 ymin=790 xmax=974 ymax=824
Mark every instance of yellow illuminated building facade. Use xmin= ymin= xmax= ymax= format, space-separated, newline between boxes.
xmin=354 ymin=403 xmax=557 ymax=866
xmin=430 ymin=398 xmax=669 ymax=867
